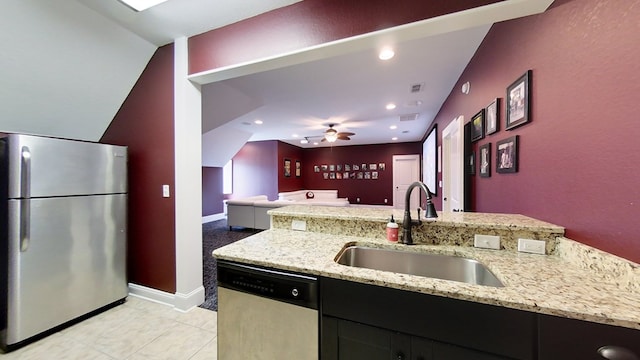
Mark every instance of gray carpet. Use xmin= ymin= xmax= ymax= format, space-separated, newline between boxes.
xmin=200 ymin=219 xmax=262 ymax=311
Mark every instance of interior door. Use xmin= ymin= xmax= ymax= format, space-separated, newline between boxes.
xmin=392 ymin=155 xmax=420 ymax=209
xmin=442 ymin=116 xmax=464 ymax=212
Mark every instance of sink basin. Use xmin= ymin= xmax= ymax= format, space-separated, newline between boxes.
xmin=335 ymin=245 xmax=504 ymax=287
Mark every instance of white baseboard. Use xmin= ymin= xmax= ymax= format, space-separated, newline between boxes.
xmin=202 ymin=212 xmax=225 ymax=224
xmin=128 ymin=283 xmax=175 ymax=307
xmin=174 ymin=285 xmax=206 ymax=313
xmin=128 ymin=283 xmax=205 ymax=312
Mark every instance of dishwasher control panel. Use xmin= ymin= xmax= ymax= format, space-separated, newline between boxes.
xmin=218 ymin=261 xmax=319 ymax=309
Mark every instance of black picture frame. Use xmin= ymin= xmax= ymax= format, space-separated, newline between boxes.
xmin=471 ymin=109 xmax=485 ymax=142
xmin=506 ymin=70 xmax=531 ymax=130
xmin=295 ymin=160 xmax=301 ymax=177
xmin=485 ymin=98 xmax=500 ymax=135
xmin=496 ymin=136 xmax=518 ymax=173
xmin=284 ymin=159 xmax=291 ymax=177
xmin=479 ymin=143 xmax=491 ymax=177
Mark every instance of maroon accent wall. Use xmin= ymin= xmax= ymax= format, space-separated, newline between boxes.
xmin=188 ymin=0 xmax=503 ymax=74
xmin=100 ymin=44 xmax=176 ymax=293
xmin=303 ymin=142 xmax=421 ymax=205
xmin=202 ymin=167 xmax=224 ymax=216
xmin=432 ymin=0 xmax=640 ymax=262
xmin=231 ymin=140 xmax=279 ymax=200
xmin=278 ymin=141 xmax=304 ymax=192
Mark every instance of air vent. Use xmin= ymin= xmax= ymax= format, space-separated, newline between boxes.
xmin=410 ymin=83 xmax=425 ymax=93
xmin=399 ymin=113 xmax=419 ymax=122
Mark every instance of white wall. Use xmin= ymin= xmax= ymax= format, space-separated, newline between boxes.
xmin=0 ymin=0 xmax=156 ymax=141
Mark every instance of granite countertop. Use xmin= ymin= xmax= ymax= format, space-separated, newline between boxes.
xmin=213 ymin=207 xmax=640 ymax=330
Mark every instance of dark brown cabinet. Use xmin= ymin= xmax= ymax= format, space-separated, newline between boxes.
xmin=322 ymin=316 xmax=509 ymax=360
xmin=320 ymin=277 xmax=640 ymax=360
xmin=538 ymin=314 xmax=640 ymax=360
xmin=321 ymin=277 xmax=534 ymax=360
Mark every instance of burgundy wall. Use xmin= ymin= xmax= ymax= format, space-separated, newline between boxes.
xmin=303 ymin=143 xmax=421 ymax=205
xmin=432 ymin=0 xmax=640 ymax=263
xmin=100 ymin=45 xmax=176 ymax=293
xmin=278 ymin=141 xmax=304 ymax=192
xmin=231 ymin=140 xmax=279 ymax=200
xmin=202 ymin=167 xmax=224 ymax=216
xmin=188 ymin=0 xmax=503 ymax=74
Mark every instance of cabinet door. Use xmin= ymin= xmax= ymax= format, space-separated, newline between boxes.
xmin=539 ymin=314 xmax=640 ymax=360
xmin=323 ymin=316 xmax=410 ymax=360
xmin=411 ymin=336 xmax=433 ymax=360
xmin=432 ymin=342 xmax=509 ymax=360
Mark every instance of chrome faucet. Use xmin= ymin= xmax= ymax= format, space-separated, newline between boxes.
xmin=401 ymin=181 xmax=438 ymax=245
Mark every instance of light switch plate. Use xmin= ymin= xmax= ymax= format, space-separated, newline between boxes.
xmin=162 ymin=184 xmax=170 ymax=198
xmin=291 ymin=219 xmax=306 ymax=231
xmin=518 ymin=238 xmax=546 ymax=255
xmin=474 ymin=234 xmax=501 ymax=250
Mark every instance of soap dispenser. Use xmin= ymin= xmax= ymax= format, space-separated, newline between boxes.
xmin=386 ymin=215 xmax=399 ymax=242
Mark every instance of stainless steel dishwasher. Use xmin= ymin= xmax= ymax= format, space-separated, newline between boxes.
xmin=217 ymin=260 xmax=319 ymax=359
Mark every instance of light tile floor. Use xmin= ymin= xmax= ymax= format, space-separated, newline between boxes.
xmin=0 ymin=296 xmax=218 ymax=359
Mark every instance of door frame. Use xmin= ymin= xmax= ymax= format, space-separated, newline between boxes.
xmin=442 ymin=116 xmax=465 ymax=213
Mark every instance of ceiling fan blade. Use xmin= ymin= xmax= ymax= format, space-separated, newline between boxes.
xmin=337 ymin=132 xmax=355 ymax=136
xmin=337 ymin=135 xmax=351 ymax=140
xmin=321 ymin=138 xmax=327 ymax=142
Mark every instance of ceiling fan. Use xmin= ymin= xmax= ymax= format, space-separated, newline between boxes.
xmin=321 ymin=124 xmax=355 ymax=143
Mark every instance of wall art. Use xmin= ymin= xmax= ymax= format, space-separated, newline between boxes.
xmin=284 ymin=158 xmax=291 ymax=177
xmin=471 ymin=109 xmax=485 ymax=142
xmin=479 ymin=143 xmax=491 ymax=177
xmin=496 ymin=136 xmax=519 ymax=173
xmin=485 ymin=98 xmax=499 ymax=135
xmin=506 ymin=70 xmax=531 ymax=130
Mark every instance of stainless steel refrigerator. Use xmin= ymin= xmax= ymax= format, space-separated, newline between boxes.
xmin=0 ymin=133 xmax=128 ymax=350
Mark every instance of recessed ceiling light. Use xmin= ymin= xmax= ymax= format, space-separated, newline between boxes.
xmin=392 ymin=137 xmax=398 ymax=141
xmin=300 ymin=138 xmax=309 ymax=144
xmin=378 ymin=47 xmax=395 ymax=61
xmin=254 ymin=119 xmax=263 ymax=125
xmin=292 ymin=134 xmax=299 ymax=138
xmin=313 ymin=142 xmax=319 ymax=145
xmin=118 ymin=0 xmax=170 ymax=11
xmin=386 ymin=103 xmax=396 ymax=110
xmin=390 ymin=125 xmax=397 ymax=130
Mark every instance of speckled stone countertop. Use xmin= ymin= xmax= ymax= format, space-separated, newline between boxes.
xmin=213 ymin=206 xmax=640 ymax=330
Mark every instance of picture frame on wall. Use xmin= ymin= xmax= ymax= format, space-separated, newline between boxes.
xmin=471 ymin=109 xmax=485 ymax=142
xmin=284 ymin=159 xmax=291 ymax=177
xmin=485 ymin=98 xmax=500 ymax=135
xmin=496 ymin=136 xmax=519 ymax=173
xmin=479 ymin=143 xmax=491 ymax=177
xmin=295 ymin=160 xmax=301 ymax=177
xmin=506 ymin=70 xmax=532 ymax=130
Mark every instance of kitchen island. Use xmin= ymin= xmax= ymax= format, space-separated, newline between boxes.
xmin=213 ymin=205 xmax=640 ymax=359
xmin=214 ymin=205 xmax=640 ymax=329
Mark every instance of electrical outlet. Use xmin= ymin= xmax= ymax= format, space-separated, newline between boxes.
xmin=162 ymin=184 xmax=170 ymax=198
xmin=356 ymin=198 xmax=360 ymax=203
xmin=384 ymin=198 xmax=388 ymax=204
xmin=474 ymin=234 xmax=500 ymax=250
xmin=518 ymin=238 xmax=546 ymax=255
xmin=291 ymin=219 xmax=306 ymax=231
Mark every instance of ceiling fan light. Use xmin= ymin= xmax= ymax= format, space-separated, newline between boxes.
xmin=325 ymin=133 xmax=338 ymax=142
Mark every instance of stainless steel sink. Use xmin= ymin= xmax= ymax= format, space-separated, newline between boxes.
xmin=335 ymin=245 xmax=504 ymax=287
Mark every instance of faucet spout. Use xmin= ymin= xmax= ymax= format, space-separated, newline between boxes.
xmin=401 ymin=181 xmax=438 ymax=245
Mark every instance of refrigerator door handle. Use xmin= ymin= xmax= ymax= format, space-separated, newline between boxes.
xmin=20 ymin=201 xmax=30 ymax=252
xmin=21 ymin=146 xmax=31 ymax=198
xmin=20 ymin=146 xmax=32 ymax=252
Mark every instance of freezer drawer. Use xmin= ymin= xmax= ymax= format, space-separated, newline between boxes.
xmin=4 ymin=194 xmax=127 ymax=346
xmin=2 ymin=133 xmax=127 ymax=198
